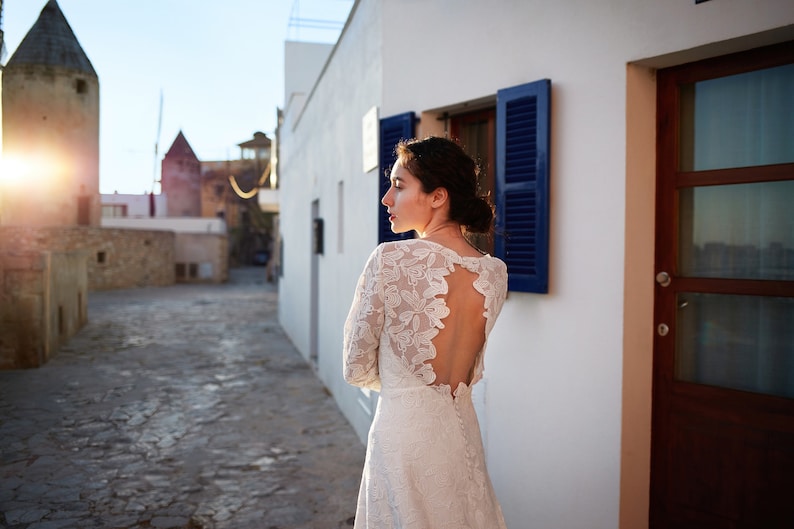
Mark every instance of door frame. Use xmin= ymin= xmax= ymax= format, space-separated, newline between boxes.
xmin=620 ymin=40 xmax=794 ymax=529
xmin=310 ymin=199 xmax=320 ymax=367
xmin=649 ymin=41 xmax=794 ymax=528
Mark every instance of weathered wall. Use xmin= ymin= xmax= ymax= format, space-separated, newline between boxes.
xmin=0 ymin=227 xmax=175 ymax=291
xmin=161 ymin=135 xmax=202 ymax=218
xmin=100 ymin=218 xmax=229 ymax=284
xmin=174 ymin=233 xmax=229 ymax=283
xmin=0 ymin=250 xmax=87 ymax=369
xmin=1 ymin=65 xmax=101 ymax=227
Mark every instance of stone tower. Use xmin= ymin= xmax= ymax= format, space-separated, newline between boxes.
xmin=1 ymin=0 xmax=100 ymax=227
xmin=161 ymin=131 xmax=202 ymax=217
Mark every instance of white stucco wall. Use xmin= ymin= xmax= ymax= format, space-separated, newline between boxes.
xmin=283 ymin=41 xmax=334 ymax=120
xmin=279 ymin=0 xmax=385 ymax=437
xmin=100 ymin=216 xmax=226 ymax=234
xmin=101 ymin=193 xmax=168 ymax=218
xmin=277 ymin=1 xmax=794 ymax=528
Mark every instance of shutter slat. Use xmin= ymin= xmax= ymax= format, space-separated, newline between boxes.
xmin=495 ymin=80 xmax=551 ymax=293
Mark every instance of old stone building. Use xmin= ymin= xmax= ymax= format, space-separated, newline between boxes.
xmin=160 ymin=130 xmax=274 ymax=267
xmin=160 ymin=131 xmax=202 ymax=218
xmin=0 ymin=1 xmax=176 ymax=369
xmin=0 ymin=0 xmax=100 ymax=227
xmin=200 ymin=131 xmax=273 ymax=266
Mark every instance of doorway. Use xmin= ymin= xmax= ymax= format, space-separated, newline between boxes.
xmin=650 ymin=42 xmax=794 ymax=528
xmin=310 ymin=199 xmax=320 ymax=367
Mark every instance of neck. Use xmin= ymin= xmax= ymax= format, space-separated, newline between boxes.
xmin=418 ymin=220 xmax=465 ymax=243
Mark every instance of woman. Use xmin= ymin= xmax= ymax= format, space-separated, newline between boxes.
xmin=343 ymin=136 xmax=509 ymax=529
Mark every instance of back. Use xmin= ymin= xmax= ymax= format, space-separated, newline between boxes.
xmin=343 ymin=238 xmax=507 ymax=393
xmin=429 ymin=264 xmax=488 ymax=388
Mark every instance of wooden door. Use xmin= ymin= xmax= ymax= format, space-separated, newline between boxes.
xmin=651 ymin=42 xmax=794 ymax=528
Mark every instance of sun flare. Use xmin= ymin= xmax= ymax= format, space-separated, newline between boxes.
xmin=0 ymin=152 xmax=65 ymax=189
xmin=0 ymin=153 xmax=35 ymax=186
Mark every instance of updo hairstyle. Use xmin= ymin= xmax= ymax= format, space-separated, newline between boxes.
xmin=395 ymin=136 xmax=493 ymax=234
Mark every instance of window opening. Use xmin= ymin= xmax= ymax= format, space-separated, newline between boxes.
xmin=77 ymin=196 xmax=91 ymax=225
xmin=450 ymin=109 xmax=496 ymax=255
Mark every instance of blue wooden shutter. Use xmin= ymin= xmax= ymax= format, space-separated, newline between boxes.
xmin=495 ymin=80 xmax=551 ymax=293
xmin=378 ymin=112 xmax=416 ymax=243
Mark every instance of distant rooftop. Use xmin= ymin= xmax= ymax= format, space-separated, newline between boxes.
xmin=5 ymin=0 xmax=96 ymax=76
xmin=165 ymin=131 xmax=199 ymax=161
xmin=238 ymin=131 xmax=271 ymax=150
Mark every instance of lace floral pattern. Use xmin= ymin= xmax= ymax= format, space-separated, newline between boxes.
xmin=343 ymin=239 xmax=509 ymax=529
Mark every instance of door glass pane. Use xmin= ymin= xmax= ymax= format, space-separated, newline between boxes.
xmin=675 ymin=292 xmax=794 ymax=399
xmin=679 ymin=180 xmax=794 ymax=279
xmin=679 ymin=63 xmax=794 ymax=171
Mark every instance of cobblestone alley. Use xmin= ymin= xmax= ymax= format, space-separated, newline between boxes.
xmin=0 ymin=268 xmax=364 ymax=529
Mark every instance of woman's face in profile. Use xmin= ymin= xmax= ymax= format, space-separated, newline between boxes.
xmin=381 ymin=163 xmax=433 ymax=234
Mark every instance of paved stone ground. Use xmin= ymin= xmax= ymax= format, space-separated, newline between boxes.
xmin=0 ymin=268 xmax=364 ymax=529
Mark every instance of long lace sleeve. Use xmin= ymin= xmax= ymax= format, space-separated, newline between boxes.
xmin=343 ymin=245 xmax=384 ymax=391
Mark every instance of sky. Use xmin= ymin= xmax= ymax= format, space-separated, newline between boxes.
xmin=0 ymin=0 xmax=353 ymax=194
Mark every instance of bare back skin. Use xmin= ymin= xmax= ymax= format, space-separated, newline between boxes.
xmin=424 ymin=236 xmax=488 ymax=390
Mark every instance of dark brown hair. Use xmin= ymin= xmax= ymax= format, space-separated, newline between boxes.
xmin=395 ymin=136 xmax=493 ymax=234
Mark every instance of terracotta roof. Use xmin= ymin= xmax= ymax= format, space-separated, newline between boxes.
xmin=6 ymin=0 xmax=96 ymax=76
xmin=165 ymin=131 xmax=200 ymax=161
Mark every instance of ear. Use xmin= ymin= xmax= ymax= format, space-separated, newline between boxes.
xmin=430 ymin=187 xmax=448 ymax=209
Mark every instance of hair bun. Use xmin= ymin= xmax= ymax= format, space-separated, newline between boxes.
xmin=459 ymin=196 xmax=494 ymax=234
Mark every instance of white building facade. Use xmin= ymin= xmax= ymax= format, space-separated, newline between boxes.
xmin=277 ymin=1 xmax=794 ymax=528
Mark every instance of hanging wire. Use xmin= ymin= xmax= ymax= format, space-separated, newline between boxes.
xmin=229 ymin=162 xmax=271 ymax=199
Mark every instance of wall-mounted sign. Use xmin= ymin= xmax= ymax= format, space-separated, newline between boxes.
xmin=362 ymin=106 xmax=379 ymax=173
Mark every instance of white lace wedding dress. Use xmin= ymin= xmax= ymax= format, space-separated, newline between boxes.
xmin=343 ymin=239 xmax=509 ymax=529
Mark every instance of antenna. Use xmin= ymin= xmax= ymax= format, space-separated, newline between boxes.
xmin=287 ymin=0 xmax=348 ymax=41
xmin=153 ymin=89 xmax=163 ymax=193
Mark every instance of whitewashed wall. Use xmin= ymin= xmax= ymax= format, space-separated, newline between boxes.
xmin=277 ymin=1 xmax=794 ymax=528
xmin=101 ymin=193 xmax=168 ymax=218
xmin=278 ymin=0 xmax=384 ymax=438
xmin=100 ymin=216 xmax=226 ymax=234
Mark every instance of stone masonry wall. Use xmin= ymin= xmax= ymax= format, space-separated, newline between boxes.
xmin=175 ymin=233 xmax=229 ymax=283
xmin=0 ymin=250 xmax=87 ymax=369
xmin=0 ymin=227 xmax=175 ymax=291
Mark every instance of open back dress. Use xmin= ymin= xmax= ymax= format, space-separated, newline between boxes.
xmin=343 ymin=239 xmax=509 ymax=529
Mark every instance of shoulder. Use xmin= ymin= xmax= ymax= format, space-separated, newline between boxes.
xmin=363 ymin=241 xmax=416 ymax=271
xmin=385 ymin=238 xmax=449 ymax=257
xmin=486 ymin=255 xmax=507 ymax=273
xmin=481 ymin=255 xmax=508 ymax=288
xmin=379 ymin=239 xmax=427 ymax=259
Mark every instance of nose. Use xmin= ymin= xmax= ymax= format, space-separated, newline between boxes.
xmin=381 ymin=187 xmax=393 ymax=206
